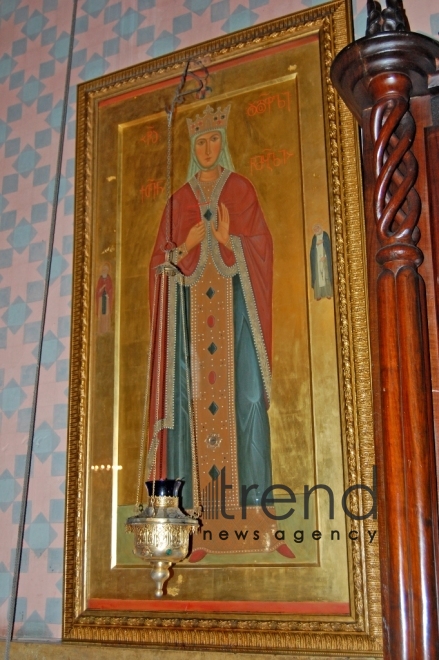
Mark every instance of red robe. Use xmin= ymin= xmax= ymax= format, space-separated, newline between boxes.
xmin=150 ymin=172 xmax=273 ymax=370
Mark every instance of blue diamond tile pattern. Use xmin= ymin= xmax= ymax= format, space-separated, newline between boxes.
xmin=11 ymin=37 xmax=27 ymax=56
xmin=103 ymin=37 xmax=120 ymax=57
xmin=45 ymin=100 xmax=73 ymax=132
xmin=49 ymin=31 xmax=73 ymax=62
xmin=0 ymin=194 xmax=9 ymax=213
xmin=17 ymin=407 xmax=32 ymax=432
xmin=221 ymin=4 xmax=257 ymax=32
xmin=0 ymin=0 xmax=21 ymax=21
xmin=0 ymin=563 xmax=12 ymax=607
xmin=0 ymin=469 xmax=22 ymax=512
xmin=15 ymin=6 xmax=29 ymax=24
xmin=208 ymin=401 xmax=219 ymax=415
xmin=82 ymin=0 xmax=109 ymax=18
xmin=37 ymin=247 xmax=68 ymax=282
xmin=45 ymin=597 xmax=62 ymax=624
xmin=12 ymin=145 xmax=41 ymax=178
xmin=21 ymin=10 xmax=49 ymax=40
xmin=42 ymin=175 xmax=72 ymax=202
xmin=29 ymin=241 xmax=46 ymax=262
xmin=10 ymin=547 xmax=30 ymax=574
xmin=104 ymin=3 xmax=122 ymax=24
xmin=33 ymin=165 xmax=51 ymax=186
xmin=173 ymin=13 xmax=192 ymax=34
xmin=0 ymin=327 xmax=8 ymax=349
xmin=5 ymin=137 xmax=20 ymax=157
xmin=113 ymin=8 xmax=144 ymax=39
xmin=72 ymin=48 xmax=87 ymax=68
xmin=1 ymin=210 xmax=17 ymax=231
xmin=0 ymin=248 xmax=13 ymax=268
xmin=147 ymin=30 xmax=180 ymax=57
xmin=14 ymin=454 xmax=31 ymax=479
xmin=206 ymin=287 xmax=216 ymax=299
xmin=37 ymin=93 xmax=53 ymax=114
xmin=136 ymin=25 xmax=154 ymax=45
xmin=0 ymin=379 xmax=27 ymax=418
xmin=184 ymin=0 xmax=212 ymax=16
xmin=0 ymin=54 xmax=17 ymax=83
xmin=207 ymin=342 xmax=217 ymax=354
xmin=47 ymin=548 xmax=63 ymax=574
xmin=43 ymin=0 xmax=59 ymax=11
xmin=14 ymin=596 xmax=28 ymax=624
xmin=32 ymin=330 xmax=65 ymax=369
xmin=26 ymin=280 xmax=44 ymax=303
xmin=9 ymin=69 xmax=25 ymax=89
xmin=7 ymin=103 xmax=22 ymax=122
xmin=2 ymin=173 xmax=18 ymax=193
xmin=31 ymin=202 xmax=48 ymax=224
xmin=41 ymin=25 xmax=57 ymax=46
xmin=48 ymin=500 xmax=64 ymax=524
xmin=18 ymin=76 xmax=46 ymax=107
xmin=78 ymin=53 xmax=110 ymax=81
xmin=1 ymin=296 xmax=32 ymax=333
xmin=20 ymin=363 xmax=37 ymax=386
xmin=35 ymin=128 xmax=52 ymax=148
xmin=24 ymin=321 xmax=41 ymax=343
xmin=51 ymin=452 xmax=66 ymax=477
xmin=0 ymin=287 xmax=10 ymax=308
xmin=7 ymin=219 xmax=37 ymax=254
xmin=39 ymin=60 xmax=55 ymax=79
xmin=74 ymin=14 xmax=89 ymax=34
xmin=33 ymin=422 xmax=61 ymax=463
xmin=138 ymin=0 xmax=156 ymax=8
xmin=16 ymin=611 xmax=53 ymax=639
xmin=211 ymin=0 xmax=229 ymax=22
xmin=24 ymin=513 xmax=57 ymax=558
xmin=0 ymin=119 xmax=12 ymax=145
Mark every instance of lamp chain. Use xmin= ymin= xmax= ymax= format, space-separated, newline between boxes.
xmin=135 ymin=58 xmax=209 ymax=512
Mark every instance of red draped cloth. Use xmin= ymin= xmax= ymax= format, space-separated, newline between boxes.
xmin=150 ymin=172 xmax=273 ymax=368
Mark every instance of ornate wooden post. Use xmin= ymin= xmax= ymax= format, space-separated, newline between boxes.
xmin=331 ymin=4 xmax=439 ymax=659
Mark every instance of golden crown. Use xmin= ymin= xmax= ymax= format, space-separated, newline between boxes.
xmin=187 ymin=105 xmax=231 ymax=137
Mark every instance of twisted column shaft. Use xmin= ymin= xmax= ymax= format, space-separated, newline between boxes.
xmin=369 ymin=72 xmax=438 ymax=659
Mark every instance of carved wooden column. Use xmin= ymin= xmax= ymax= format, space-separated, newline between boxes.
xmin=331 ymin=11 xmax=439 ymax=660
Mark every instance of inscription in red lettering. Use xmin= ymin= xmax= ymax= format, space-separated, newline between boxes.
xmin=246 ymin=91 xmax=291 ymax=117
xmin=140 ymin=179 xmax=165 ymax=202
xmin=140 ymin=125 xmax=159 ymax=145
xmin=249 ymin=149 xmax=294 ymax=174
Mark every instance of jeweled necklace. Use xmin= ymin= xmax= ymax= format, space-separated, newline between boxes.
xmin=198 ymin=173 xmax=220 ymax=203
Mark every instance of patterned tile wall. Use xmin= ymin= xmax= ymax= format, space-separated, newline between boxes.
xmin=0 ymin=0 xmax=437 ymax=642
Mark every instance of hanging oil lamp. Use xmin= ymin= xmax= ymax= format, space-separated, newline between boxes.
xmin=126 ymin=479 xmax=198 ymax=598
xmin=126 ymin=60 xmax=209 ymax=597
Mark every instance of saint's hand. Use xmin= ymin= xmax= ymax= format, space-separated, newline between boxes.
xmin=185 ymin=221 xmax=205 ymax=251
xmin=212 ymin=203 xmax=230 ymax=246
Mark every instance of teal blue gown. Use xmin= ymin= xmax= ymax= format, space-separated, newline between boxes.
xmin=167 ymin=275 xmax=272 ymax=509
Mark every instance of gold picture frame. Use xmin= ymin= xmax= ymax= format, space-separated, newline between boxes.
xmin=65 ymin=1 xmax=382 ymax=655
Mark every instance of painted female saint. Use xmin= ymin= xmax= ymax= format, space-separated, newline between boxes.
xmin=149 ymin=105 xmax=293 ymax=560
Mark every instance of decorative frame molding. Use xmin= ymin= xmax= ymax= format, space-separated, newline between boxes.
xmin=65 ymin=2 xmax=382 ymax=654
